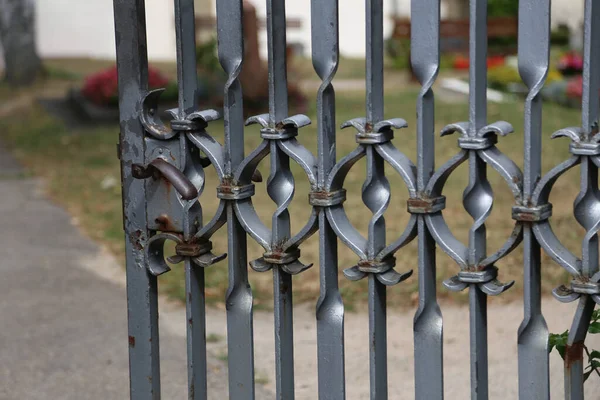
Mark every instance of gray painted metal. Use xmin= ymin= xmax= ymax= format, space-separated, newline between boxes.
xmin=311 ymin=0 xmax=346 ymax=398
xmin=112 ymin=0 xmax=600 ymax=398
xmin=517 ymin=0 xmax=551 ymax=398
xmin=216 ymin=0 xmax=256 ymax=398
xmin=411 ymin=0 xmax=443 ymax=398
xmin=113 ymin=1 xmax=161 ymax=399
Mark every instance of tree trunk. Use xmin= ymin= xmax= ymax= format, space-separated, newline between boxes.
xmin=0 ymin=0 xmax=42 ymax=86
xmin=445 ymin=0 xmax=469 ymax=19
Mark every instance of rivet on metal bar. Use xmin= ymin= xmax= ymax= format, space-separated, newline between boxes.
xmin=457 ymin=266 xmax=498 ymax=284
xmin=569 ymin=142 xmax=600 ymax=156
xmin=263 ymin=248 xmax=301 ymax=265
xmin=445 ymin=266 xmax=514 ymax=300
xmin=308 ymin=189 xmax=347 ymax=207
xmin=355 ymin=129 xmax=394 ymax=145
xmin=512 ymin=203 xmax=553 ymax=222
xmin=166 ymin=237 xmax=226 ymax=268
xmin=170 ymin=118 xmax=206 ymax=132
xmin=217 ymin=182 xmax=255 ymax=200
xmin=570 ymin=280 xmax=600 ymax=295
xmin=407 ymin=195 xmax=446 ymax=214
xmin=357 ymin=257 xmax=396 ymax=274
xmin=260 ymin=127 xmax=298 ymax=141
xmin=553 ymin=278 xmax=600 ymax=304
xmin=457 ymin=135 xmax=498 ymax=150
xmin=175 ymin=240 xmax=213 ymax=258
xmin=170 ymin=109 xmax=222 ymax=132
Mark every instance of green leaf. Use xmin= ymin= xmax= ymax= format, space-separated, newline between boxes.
xmin=590 ymin=350 xmax=600 ymax=360
xmin=584 ymin=369 xmax=593 ymax=382
xmin=592 ymin=309 xmax=600 ymax=323
xmin=589 ymin=322 xmax=600 ymax=334
xmin=549 ymin=331 xmax=569 ymax=359
xmin=591 ymin=359 xmax=600 ymax=369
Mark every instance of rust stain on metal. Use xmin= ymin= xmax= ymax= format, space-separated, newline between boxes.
xmin=176 ymin=242 xmax=204 ymax=257
xmin=565 ymin=341 xmax=584 ymax=368
xmin=311 ymin=190 xmax=332 ymax=200
xmin=514 ymin=211 xmax=535 ymax=222
xmin=279 ymin=280 xmax=290 ymax=295
xmin=407 ymin=198 xmax=434 ymax=211
xmin=219 ymin=176 xmax=235 ymax=195
xmin=129 ymin=335 xmax=136 ymax=348
xmin=188 ymin=318 xmax=193 ymax=326
xmin=155 ymin=214 xmax=177 ymax=232
xmin=161 ymin=175 xmax=172 ymax=197
xmin=130 ymin=230 xmax=144 ymax=250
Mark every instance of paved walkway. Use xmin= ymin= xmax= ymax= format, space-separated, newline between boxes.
xmin=0 ymin=142 xmax=274 ymax=399
xmin=1 ymin=136 xmax=600 ymax=398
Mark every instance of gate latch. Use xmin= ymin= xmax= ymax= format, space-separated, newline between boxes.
xmin=131 ymin=158 xmax=198 ymax=201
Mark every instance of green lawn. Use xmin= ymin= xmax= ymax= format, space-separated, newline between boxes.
xmin=0 ymin=87 xmax=584 ymax=309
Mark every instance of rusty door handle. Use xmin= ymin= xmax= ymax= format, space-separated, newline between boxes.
xmin=132 ymin=159 xmax=198 ymax=201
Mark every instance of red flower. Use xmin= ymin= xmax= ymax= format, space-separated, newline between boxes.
xmin=566 ymin=75 xmax=583 ymax=98
xmin=81 ymin=66 xmax=169 ymax=106
xmin=453 ymin=55 xmax=470 ymax=70
xmin=453 ymin=55 xmax=505 ymax=70
xmin=558 ymin=51 xmax=584 ymax=75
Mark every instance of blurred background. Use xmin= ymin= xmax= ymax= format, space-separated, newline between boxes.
xmin=0 ymin=0 xmax=599 ymax=399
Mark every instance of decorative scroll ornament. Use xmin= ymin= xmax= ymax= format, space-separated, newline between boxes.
xmin=137 ymin=88 xmax=227 ymax=275
xmin=234 ymin=113 xmax=318 ymax=275
xmin=425 ymin=121 xmax=523 ymax=295
xmin=528 ymin=127 xmax=600 ymax=305
xmin=326 ymin=117 xmax=417 ymax=286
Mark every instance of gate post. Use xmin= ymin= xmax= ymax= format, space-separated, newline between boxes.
xmin=112 ymin=0 xmax=161 ymax=399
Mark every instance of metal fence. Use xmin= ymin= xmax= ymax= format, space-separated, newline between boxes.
xmin=113 ymin=0 xmax=599 ymax=398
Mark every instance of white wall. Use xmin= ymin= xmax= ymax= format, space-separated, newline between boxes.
xmin=551 ymin=1 xmax=584 ymax=30
xmin=35 ymin=0 xmax=176 ymax=61
xmin=29 ymin=0 xmax=587 ymax=63
xmin=247 ymin=0 xmax=412 ymax=59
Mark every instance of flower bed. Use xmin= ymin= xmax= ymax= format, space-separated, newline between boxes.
xmin=484 ymin=50 xmax=591 ymax=109
xmin=81 ymin=66 xmax=173 ymax=107
xmin=74 ymin=58 xmax=308 ymax=122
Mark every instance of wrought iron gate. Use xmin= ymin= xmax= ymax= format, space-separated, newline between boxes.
xmin=113 ymin=0 xmax=599 ymax=398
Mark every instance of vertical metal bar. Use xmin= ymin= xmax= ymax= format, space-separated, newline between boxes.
xmin=564 ymin=297 xmax=595 ymax=400
xmin=564 ymin=2 xmax=600 ymax=398
xmin=273 ymin=268 xmax=294 ymax=399
xmin=581 ymin=0 xmax=600 ymax=137
xmin=225 ymin=207 xmax=255 ymax=399
xmin=113 ymin=1 xmax=161 ymax=399
xmin=174 ymin=1 xmax=207 ymax=398
xmin=469 ymin=286 xmax=488 ymax=400
xmin=267 ymin=0 xmax=289 ymax=123
xmin=269 ymin=137 xmax=296 ymax=399
xmin=174 ymin=0 xmax=199 ymax=117
xmin=466 ymin=1 xmax=488 ymax=399
xmin=517 ymin=0 xmax=551 ymax=397
xmin=266 ymin=1 xmax=295 ymax=398
xmin=217 ymin=1 xmax=256 ymax=398
xmin=366 ymin=0 xmax=384 ymax=124
xmin=468 ymin=0 xmax=487 ymax=135
xmin=369 ymin=274 xmax=387 ymax=400
xmin=311 ymin=0 xmax=345 ymax=398
xmin=185 ymin=260 xmax=207 ymax=400
xmin=411 ymin=1 xmax=443 ymax=398
xmin=365 ymin=1 xmax=388 ymax=398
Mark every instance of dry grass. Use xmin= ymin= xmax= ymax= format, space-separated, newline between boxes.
xmin=0 ymin=80 xmax=584 ymax=310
